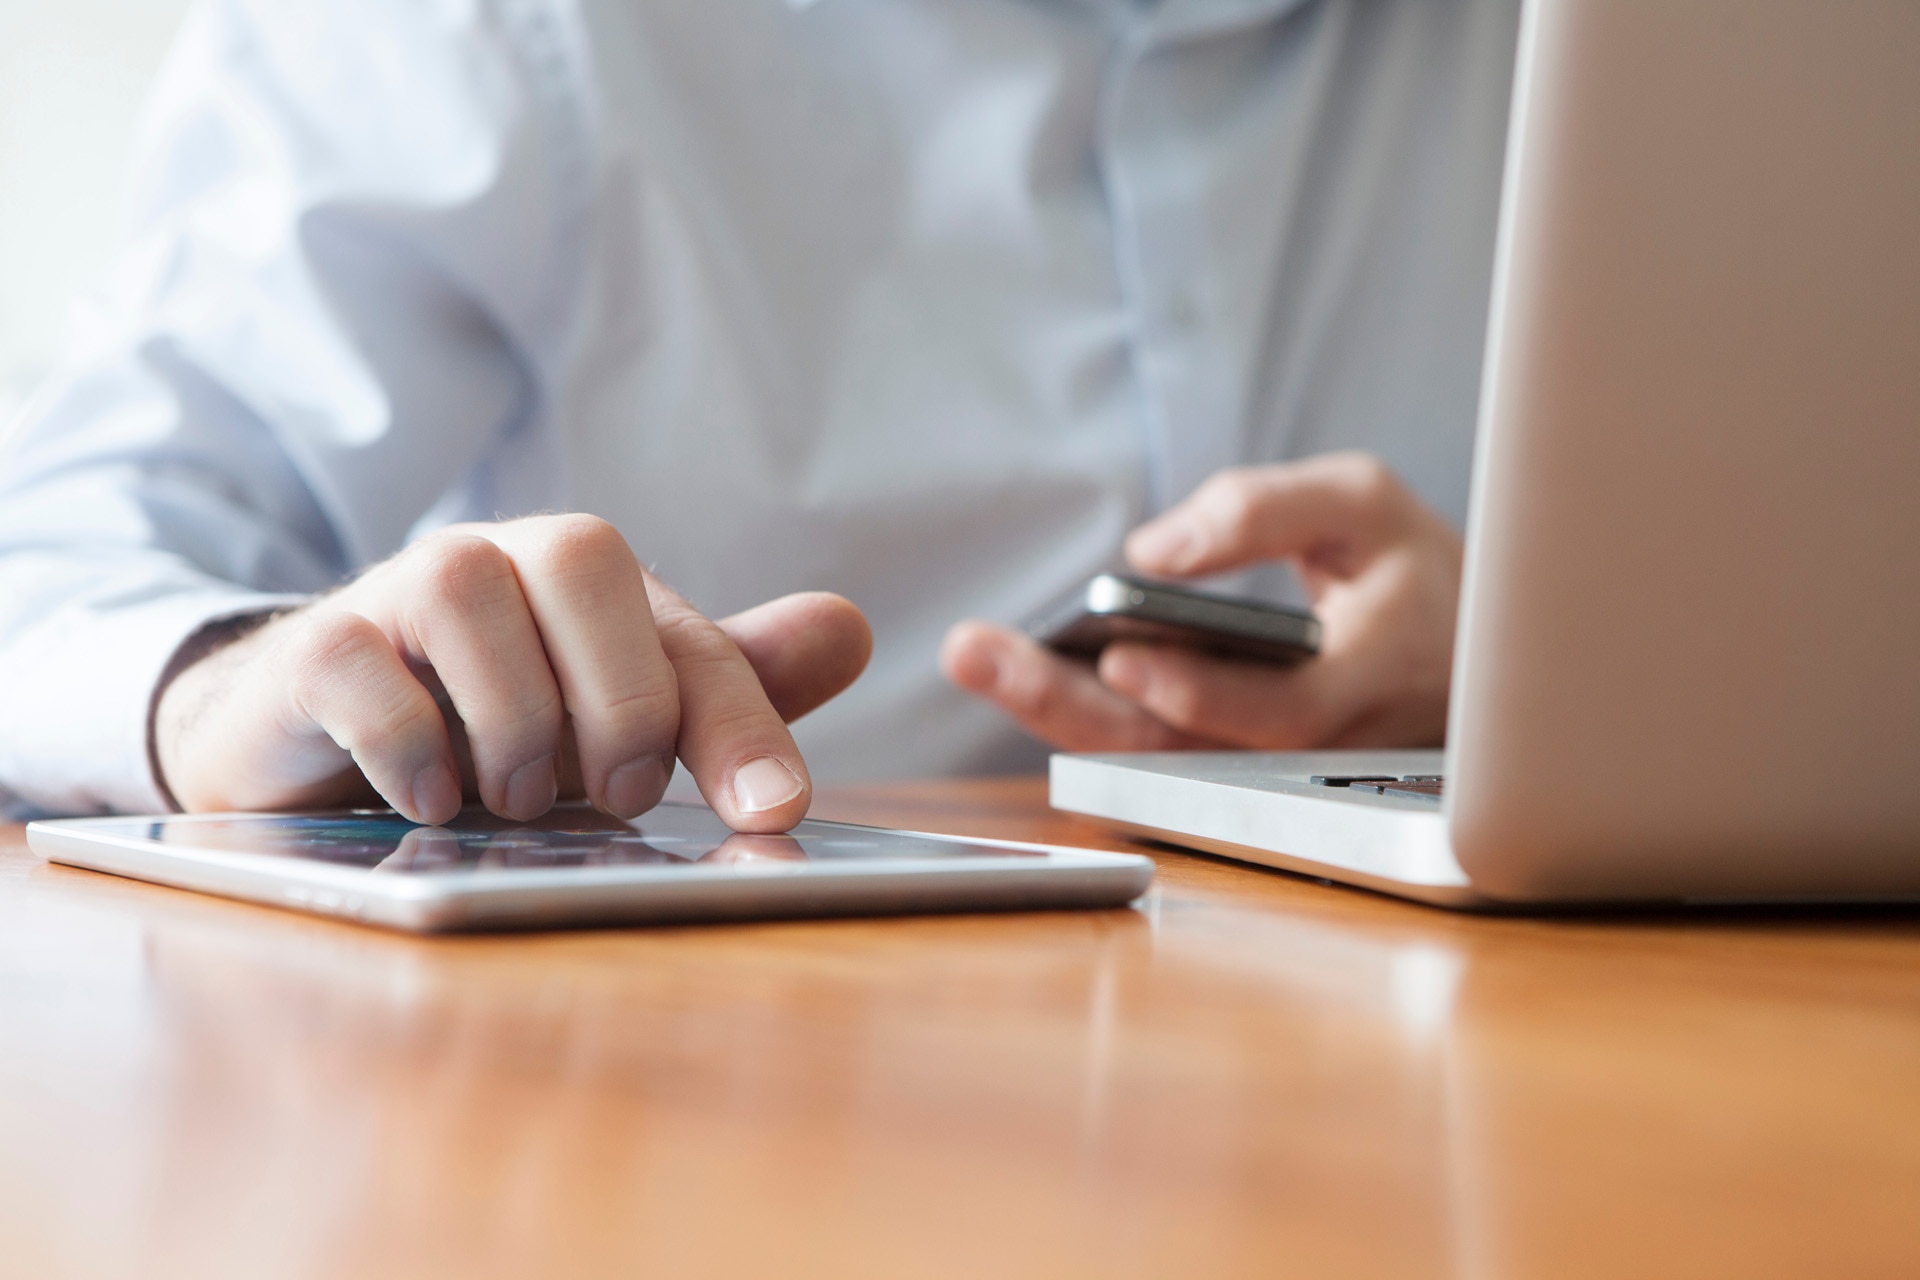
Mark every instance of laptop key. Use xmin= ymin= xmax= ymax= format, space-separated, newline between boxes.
xmin=1308 ymin=775 xmax=1398 ymax=787
xmin=1381 ymin=783 xmax=1444 ymax=802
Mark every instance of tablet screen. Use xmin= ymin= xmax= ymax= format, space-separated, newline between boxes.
xmin=118 ymin=802 xmax=1042 ymax=874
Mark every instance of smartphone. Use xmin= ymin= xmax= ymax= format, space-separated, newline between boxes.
xmin=1026 ymin=574 xmax=1321 ymax=666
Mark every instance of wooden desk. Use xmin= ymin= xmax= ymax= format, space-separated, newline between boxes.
xmin=2 ymin=779 xmax=1915 ymax=1279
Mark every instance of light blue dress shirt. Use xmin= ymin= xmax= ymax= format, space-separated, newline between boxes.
xmin=0 ymin=0 xmax=1519 ymax=815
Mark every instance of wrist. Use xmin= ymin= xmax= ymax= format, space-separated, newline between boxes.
xmin=148 ymin=609 xmax=292 ymax=811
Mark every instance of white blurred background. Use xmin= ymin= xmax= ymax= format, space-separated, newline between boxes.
xmin=0 ymin=0 xmax=191 ymax=423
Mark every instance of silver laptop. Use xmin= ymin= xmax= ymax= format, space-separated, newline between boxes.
xmin=1051 ymin=0 xmax=1920 ymax=907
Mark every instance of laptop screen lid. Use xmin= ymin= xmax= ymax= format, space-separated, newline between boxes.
xmin=1444 ymin=0 xmax=1920 ymax=900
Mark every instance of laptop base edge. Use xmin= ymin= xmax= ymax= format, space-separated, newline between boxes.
xmin=1048 ymin=752 xmax=1494 ymax=910
xmin=1080 ymin=813 xmax=1497 ymax=910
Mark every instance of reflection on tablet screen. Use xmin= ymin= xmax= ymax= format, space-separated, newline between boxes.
xmin=135 ymin=802 xmax=1041 ymax=874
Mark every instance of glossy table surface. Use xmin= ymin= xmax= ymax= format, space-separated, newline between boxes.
xmin=2 ymin=778 xmax=1917 ymax=1279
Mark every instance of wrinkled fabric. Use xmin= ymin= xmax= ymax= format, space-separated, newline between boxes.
xmin=0 ymin=0 xmax=1520 ymax=815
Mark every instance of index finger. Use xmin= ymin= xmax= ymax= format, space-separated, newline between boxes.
xmin=647 ymin=575 xmax=814 ymax=833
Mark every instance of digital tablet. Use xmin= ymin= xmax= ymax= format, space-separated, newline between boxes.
xmin=27 ymin=802 xmax=1154 ymax=933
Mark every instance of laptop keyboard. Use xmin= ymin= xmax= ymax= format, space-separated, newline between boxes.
xmin=1308 ymin=774 xmax=1445 ymax=803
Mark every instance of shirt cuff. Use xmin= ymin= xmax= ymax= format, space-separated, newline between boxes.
xmin=0 ymin=587 xmax=308 ymax=816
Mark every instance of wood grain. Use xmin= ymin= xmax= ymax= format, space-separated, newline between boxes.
xmin=2 ymin=777 xmax=1916 ymax=1279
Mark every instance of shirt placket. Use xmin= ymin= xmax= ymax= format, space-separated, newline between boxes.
xmin=1095 ymin=0 xmax=1322 ymax=514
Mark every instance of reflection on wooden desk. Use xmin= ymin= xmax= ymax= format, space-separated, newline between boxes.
xmin=1 ymin=778 xmax=1916 ymax=1279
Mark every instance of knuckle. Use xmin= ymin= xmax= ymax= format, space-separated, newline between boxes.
xmin=653 ymin=600 xmax=744 ymax=675
xmin=525 ymin=513 xmax=635 ymax=578
xmin=666 ymin=625 xmax=755 ymax=692
xmin=599 ymin=681 xmax=682 ymax=744
xmin=284 ymin=610 xmax=383 ymax=685
xmin=279 ymin=612 xmax=442 ymax=738
xmin=698 ymin=701 xmax=783 ymax=754
xmin=499 ymin=687 xmax=567 ymax=740
xmin=380 ymin=692 xmax=450 ymax=747
xmin=1337 ymin=452 xmax=1403 ymax=510
xmin=410 ymin=534 xmax=519 ymax=612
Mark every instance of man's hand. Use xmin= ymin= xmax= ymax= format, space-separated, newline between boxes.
xmin=941 ymin=453 xmax=1461 ymax=751
xmin=155 ymin=514 xmax=872 ymax=831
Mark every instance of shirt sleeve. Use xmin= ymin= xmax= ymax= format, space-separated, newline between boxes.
xmin=0 ymin=0 xmax=594 ymax=816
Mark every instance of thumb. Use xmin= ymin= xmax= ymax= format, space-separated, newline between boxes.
xmin=718 ymin=592 xmax=873 ymax=723
xmin=1125 ymin=453 xmax=1415 ymax=579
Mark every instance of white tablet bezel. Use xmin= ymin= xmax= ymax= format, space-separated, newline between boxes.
xmin=26 ymin=803 xmax=1155 ymax=932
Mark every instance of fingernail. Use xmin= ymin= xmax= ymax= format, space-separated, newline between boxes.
xmin=604 ymin=755 xmax=671 ymax=819
xmin=1127 ymin=519 xmax=1198 ymax=571
xmin=504 ymin=754 xmax=558 ymax=820
xmin=410 ymin=762 xmax=462 ymax=825
xmin=732 ymin=756 xmax=804 ymax=814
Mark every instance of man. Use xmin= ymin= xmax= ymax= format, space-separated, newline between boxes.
xmin=0 ymin=0 xmax=1518 ymax=828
